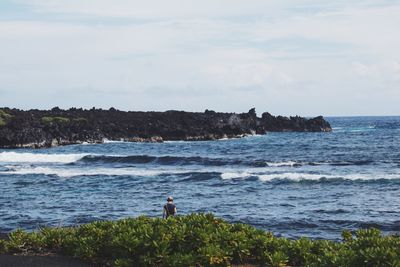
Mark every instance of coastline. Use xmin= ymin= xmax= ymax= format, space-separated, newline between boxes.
xmin=0 ymin=108 xmax=332 ymax=149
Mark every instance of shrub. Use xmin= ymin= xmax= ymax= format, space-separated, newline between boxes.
xmin=0 ymin=109 xmax=13 ymax=127
xmin=0 ymin=109 xmax=12 ymax=118
xmin=41 ymin=116 xmax=70 ymax=124
xmin=0 ymin=214 xmax=399 ymax=267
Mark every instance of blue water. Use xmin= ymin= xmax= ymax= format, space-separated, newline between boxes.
xmin=0 ymin=117 xmax=399 ymax=240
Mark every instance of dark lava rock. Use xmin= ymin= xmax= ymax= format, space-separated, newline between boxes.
xmin=0 ymin=107 xmax=332 ymax=148
xmin=260 ymin=112 xmax=332 ymax=132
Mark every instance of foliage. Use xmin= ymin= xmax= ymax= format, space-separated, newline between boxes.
xmin=0 ymin=214 xmax=399 ymax=267
xmin=0 ymin=109 xmax=13 ymax=127
xmin=0 ymin=109 xmax=12 ymax=118
xmin=41 ymin=116 xmax=70 ymax=124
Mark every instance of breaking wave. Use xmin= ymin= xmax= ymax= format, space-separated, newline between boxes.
xmin=0 ymin=166 xmax=188 ymax=178
xmin=79 ymin=155 xmax=243 ymax=166
xmin=78 ymin=155 xmax=378 ymax=168
xmin=3 ymin=164 xmax=399 ymax=182
xmin=0 ymin=152 xmax=382 ymax=168
xmin=0 ymin=152 xmax=88 ymax=163
xmin=266 ymin=161 xmax=301 ymax=167
xmin=220 ymin=172 xmax=400 ymax=182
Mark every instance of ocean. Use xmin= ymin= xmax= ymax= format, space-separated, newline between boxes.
xmin=0 ymin=116 xmax=399 ymax=240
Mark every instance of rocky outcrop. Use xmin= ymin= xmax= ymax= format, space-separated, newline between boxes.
xmin=0 ymin=107 xmax=332 ymax=148
xmin=260 ymin=112 xmax=332 ymax=132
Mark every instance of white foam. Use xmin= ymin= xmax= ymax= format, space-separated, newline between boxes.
xmin=341 ymin=173 xmax=400 ymax=180
xmin=266 ymin=161 xmax=299 ymax=167
xmin=258 ymin=173 xmax=333 ymax=182
xmin=0 ymin=152 xmax=88 ymax=163
xmin=246 ymin=134 xmax=265 ymax=138
xmin=221 ymin=172 xmax=329 ymax=181
xmin=220 ymin=171 xmax=400 ymax=182
xmin=0 ymin=166 xmax=190 ymax=178
xmin=221 ymin=172 xmax=252 ymax=180
xmin=102 ymin=138 xmax=126 ymax=143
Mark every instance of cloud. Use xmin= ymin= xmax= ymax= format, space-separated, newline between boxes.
xmin=13 ymin=0 xmax=315 ymax=18
xmin=0 ymin=0 xmax=399 ymax=115
xmin=15 ymin=0 xmax=398 ymax=19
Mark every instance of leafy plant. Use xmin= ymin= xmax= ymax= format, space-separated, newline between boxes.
xmin=0 ymin=109 xmax=13 ymax=127
xmin=41 ymin=116 xmax=70 ymax=124
xmin=0 ymin=214 xmax=399 ymax=267
xmin=0 ymin=109 xmax=12 ymax=118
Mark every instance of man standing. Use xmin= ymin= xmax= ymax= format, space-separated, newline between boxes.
xmin=163 ymin=196 xmax=177 ymax=219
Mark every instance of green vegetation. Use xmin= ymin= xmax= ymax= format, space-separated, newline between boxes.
xmin=0 ymin=109 xmax=12 ymax=118
xmin=41 ymin=116 xmax=70 ymax=124
xmin=0 ymin=214 xmax=399 ymax=267
xmin=0 ymin=109 xmax=13 ymax=127
xmin=72 ymin=117 xmax=88 ymax=123
xmin=41 ymin=116 xmax=87 ymax=124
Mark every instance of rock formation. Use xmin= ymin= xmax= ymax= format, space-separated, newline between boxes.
xmin=0 ymin=107 xmax=332 ymax=148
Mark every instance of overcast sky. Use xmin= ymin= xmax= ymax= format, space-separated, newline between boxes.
xmin=0 ymin=0 xmax=399 ymax=116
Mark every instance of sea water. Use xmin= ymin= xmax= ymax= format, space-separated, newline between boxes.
xmin=0 ymin=116 xmax=399 ymax=240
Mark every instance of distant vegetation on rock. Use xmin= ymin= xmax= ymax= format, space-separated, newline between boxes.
xmin=0 ymin=107 xmax=331 ymax=148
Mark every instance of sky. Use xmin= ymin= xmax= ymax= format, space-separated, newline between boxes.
xmin=0 ymin=0 xmax=399 ymax=116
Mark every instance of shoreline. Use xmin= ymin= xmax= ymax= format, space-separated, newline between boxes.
xmin=0 ymin=108 xmax=332 ymax=149
xmin=0 ymin=133 xmax=256 ymax=149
